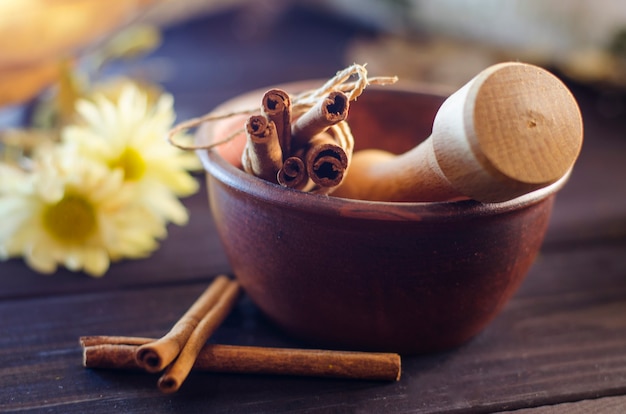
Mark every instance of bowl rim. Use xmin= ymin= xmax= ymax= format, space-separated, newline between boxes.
xmin=196 ymin=81 xmax=568 ymax=222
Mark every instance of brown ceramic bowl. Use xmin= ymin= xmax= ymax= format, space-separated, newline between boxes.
xmin=195 ymin=81 xmax=567 ymax=354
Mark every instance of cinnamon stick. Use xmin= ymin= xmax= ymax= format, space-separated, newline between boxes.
xmin=302 ymin=120 xmax=354 ymax=192
xmin=261 ymin=88 xmax=292 ymax=158
xmin=85 ymin=344 xmax=144 ymax=371
xmin=158 ymin=280 xmax=241 ymax=393
xmin=291 ymin=90 xmax=350 ymax=150
xmin=276 ymin=156 xmax=310 ymax=190
xmin=81 ymin=336 xmax=154 ymax=346
xmin=134 ymin=275 xmax=231 ymax=373
xmin=241 ymin=115 xmax=283 ymax=182
xmin=304 ymin=133 xmax=348 ymax=190
xmin=81 ymin=336 xmax=401 ymax=382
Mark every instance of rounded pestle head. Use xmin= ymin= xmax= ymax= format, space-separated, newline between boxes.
xmin=432 ymin=62 xmax=584 ymax=203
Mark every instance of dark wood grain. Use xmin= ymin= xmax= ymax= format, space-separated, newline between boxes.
xmin=498 ymin=396 xmax=626 ymax=413
xmin=1 ymin=243 xmax=625 ymax=413
xmin=0 ymin=4 xmax=625 ymax=413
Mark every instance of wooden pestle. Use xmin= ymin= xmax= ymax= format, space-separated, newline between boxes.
xmin=332 ymin=62 xmax=584 ymax=203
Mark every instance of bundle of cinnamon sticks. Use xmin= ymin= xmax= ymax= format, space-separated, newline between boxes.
xmin=241 ymin=88 xmax=353 ymax=194
xmin=81 ymin=275 xmax=401 ymax=393
xmin=165 ymin=64 xmax=398 ymax=195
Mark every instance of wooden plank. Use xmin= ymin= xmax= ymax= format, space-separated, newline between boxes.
xmin=498 ymin=395 xmax=626 ymax=413
xmin=1 ymin=243 xmax=625 ymax=413
xmin=517 ymin=244 xmax=626 ymax=299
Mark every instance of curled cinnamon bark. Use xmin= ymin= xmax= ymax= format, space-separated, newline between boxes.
xmin=262 ymin=89 xmax=292 ymax=158
xmin=302 ymin=120 xmax=354 ymax=193
xmin=277 ymin=156 xmax=310 ymax=190
xmin=135 ymin=275 xmax=231 ymax=373
xmin=85 ymin=344 xmax=145 ymax=371
xmin=291 ymin=90 xmax=350 ymax=150
xmin=304 ymin=132 xmax=349 ymax=190
xmin=157 ymin=280 xmax=241 ymax=394
xmin=81 ymin=336 xmax=153 ymax=346
xmin=241 ymin=115 xmax=283 ymax=183
xmin=81 ymin=336 xmax=402 ymax=382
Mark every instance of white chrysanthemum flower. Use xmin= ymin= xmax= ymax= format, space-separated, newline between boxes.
xmin=0 ymin=163 xmax=28 ymax=194
xmin=0 ymin=152 xmax=166 ymax=277
xmin=61 ymin=82 xmax=199 ymax=225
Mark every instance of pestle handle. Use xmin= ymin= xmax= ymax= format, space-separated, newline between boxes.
xmin=333 ymin=62 xmax=584 ymax=203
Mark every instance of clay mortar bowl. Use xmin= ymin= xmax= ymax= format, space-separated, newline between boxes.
xmin=195 ymin=81 xmax=567 ymax=354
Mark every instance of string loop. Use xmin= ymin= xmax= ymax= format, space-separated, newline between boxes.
xmin=166 ymin=64 xmax=398 ymax=151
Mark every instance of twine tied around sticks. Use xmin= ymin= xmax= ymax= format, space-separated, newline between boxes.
xmin=166 ymin=64 xmax=398 ymax=151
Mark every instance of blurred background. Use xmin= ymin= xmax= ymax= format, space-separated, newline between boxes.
xmin=2 ymin=0 xmax=626 ymax=122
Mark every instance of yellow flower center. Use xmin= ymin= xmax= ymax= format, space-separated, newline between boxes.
xmin=110 ymin=147 xmax=146 ymax=181
xmin=43 ymin=194 xmax=97 ymax=243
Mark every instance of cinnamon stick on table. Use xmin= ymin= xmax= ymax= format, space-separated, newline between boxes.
xmin=158 ymin=280 xmax=241 ymax=394
xmin=241 ymin=115 xmax=283 ymax=183
xmin=81 ymin=336 xmax=402 ymax=382
xmin=135 ymin=275 xmax=231 ymax=373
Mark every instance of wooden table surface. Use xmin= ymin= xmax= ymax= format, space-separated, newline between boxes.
xmin=2 ymin=6 xmax=625 ymax=413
